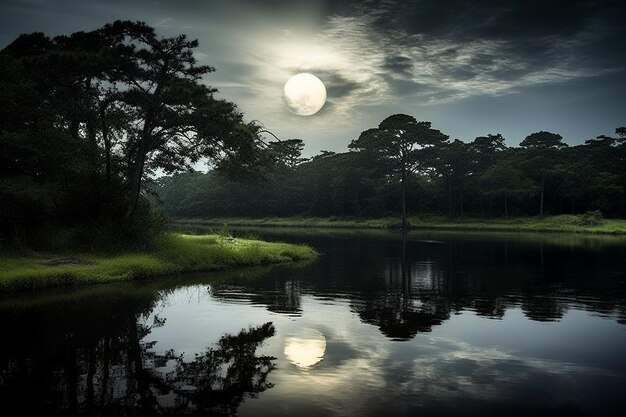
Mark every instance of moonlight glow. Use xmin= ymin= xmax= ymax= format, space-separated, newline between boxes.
xmin=283 ymin=329 xmax=326 ymax=368
xmin=283 ymin=73 xmax=327 ymax=116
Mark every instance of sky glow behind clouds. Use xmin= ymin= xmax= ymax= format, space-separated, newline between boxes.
xmin=0 ymin=0 xmax=624 ymax=156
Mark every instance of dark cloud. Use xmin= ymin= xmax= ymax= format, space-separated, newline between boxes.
xmin=371 ymin=0 xmax=624 ymax=40
xmin=0 ymin=0 xmax=624 ymax=153
xmin=382 ymin=55 xmax=413 ymax=76
xmin=315 ymin=71 xmax=362 ymax=99
xmin=333 ymin=1 xmax=626 ymax=83
xmin=383 ymin=77 xmax=429 ymax=97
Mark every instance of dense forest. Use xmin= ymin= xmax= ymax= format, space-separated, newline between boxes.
xmin=1 ymin=21 xmax=625 ymax=250
xmin=0 ymin=21 xmax=265 ymax=247
xmin=156 ymin=121 xmax=626 ymax=221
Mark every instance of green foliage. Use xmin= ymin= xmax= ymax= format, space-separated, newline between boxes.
xmin=0 ymin=21 xmax=265 ymax=247
xmin=172 ymin=214 xmax=626 ymax=235
xmin=154 ymin=123 xmax=626 ymax=221
xmin=481 ymin=160 xmax=536 ymax=198
xmin=21 ymin=200 xmax=167 ymax=253
xmin=0 ymin=233 xmax=317 ymax=292
xmin=579 ymin=210 xmax=604 ymax=226
xmin=519 ymin=131 xmax=566 ymax=150
xmin=2 ymin=18 xmax=626 ymax=250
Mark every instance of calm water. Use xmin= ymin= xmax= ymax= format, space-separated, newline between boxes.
xmin=2 ymin=229 xmax=626 ymax=416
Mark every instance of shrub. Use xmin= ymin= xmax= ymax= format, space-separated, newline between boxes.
xmin=579 ymin=210 xmax=604 ymax=226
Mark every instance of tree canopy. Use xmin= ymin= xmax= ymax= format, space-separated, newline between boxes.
xmin=0 ymin=21 xmax=264 ymax=245
xmin=155 ymin=123 xmax=626 ymax=222
xmin=1 ymin=21 xmax=625 ymax=246
xmin=349 ymin=114 xmax=448 ymax=227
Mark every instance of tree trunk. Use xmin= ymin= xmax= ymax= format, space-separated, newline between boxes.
xmin=539 ymin=175 xmax=546 ymax=216
xmin=125 ymin=135 xmax=149 ymax=222
xmin=623 ymin=184 xmax=626 ymax=217
xmin=447 ymin=181 xmax=452 ymax=218
xmin=480 ymin=195 xmax=484 ymax=217
xmin=125 ymin=104 xmax=155 ymax=222
xmin=13 ymin=224 xmax=25 ymax=247
xmin=101 ymin=337 xmax=110 ymax=406
xmin=85 ymin=78 xmax=100 ymax=171
xmin=504 ymin=194 xmax=509 ymax=218
xmin=86 ymin=344 xmax=96 ymax=414
xmin=68 ymin=119 xmax=80 ymax=141
xmin=401 ymin=172 xmax=408 ymax=229
xmin=401 ymin=230 xmax=408 ymax=291
xmin=100 ymin=103 xmax=111 ymax=183
xmin=128 ymin=313 xmax=153 ymax=415
xmin=65 ymin=345 xmax=78 ymax=413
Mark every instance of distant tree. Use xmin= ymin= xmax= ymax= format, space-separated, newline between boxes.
xmin=481 ymin=157 xmax=536 ymax=217
xmin=267 ymin=139 xmax=306 ymax=169
xmin=153 ymin=124 xmax=626 ymax=221
xmin=580 ymin=133 xmax=625 ymax=215
xmin=519 ymin=131 xmax=567 ymax=216
xmin=432 ymin=139 xmax=472 ymax=217
xmin=616 ymin=127 xmax=626 ymax=215
xmin=469 ymin=134 xmax=508 ymax=216
xmin=327 ymin=153 xmax=375 ymax=217
xmin=349 ymin=114 xmax=448 ymax=228
xmin=472 ymin=134 xmax=507 ymax=155
xmin=554 ymin=146 xmax=588 ymax=214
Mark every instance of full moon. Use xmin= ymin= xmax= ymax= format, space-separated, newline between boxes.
xmin=283 ymin=73 xmax=327 ymax=116
xmin=283 ymin=329 xmax=326 ymax=369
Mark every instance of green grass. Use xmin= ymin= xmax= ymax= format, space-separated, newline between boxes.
xmin=173 ymin=214 xmax=626 ymax=235
xmin=0 ymin=233 xmax=317 ymax=292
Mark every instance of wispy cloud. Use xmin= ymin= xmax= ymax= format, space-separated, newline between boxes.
xmin=308 ymin=1 xmax=625 ymax=107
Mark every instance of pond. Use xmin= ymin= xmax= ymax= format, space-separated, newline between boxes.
xmin=2 ymin=229 xmax=626 ymax=416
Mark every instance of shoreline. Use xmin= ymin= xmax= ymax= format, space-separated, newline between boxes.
xmin=0 ymin=233 xmax=317 ymax=292
xmin=171 ymin=214 xmax=626 ymax=235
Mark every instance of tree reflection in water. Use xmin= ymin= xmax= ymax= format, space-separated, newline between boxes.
xmin=209 ymin=230 xmax=626 ymax=341
xmin=2 ymin=230 xmax=626 ymax=415
xmin=0 ymin=289 xmax=276 ymax=416
xmin=354 ymin=231 xmax=451 ymax=340
xmin=350 ymin=231 xmax=626 ymax=340
xmin=167 ymin=322 xmax=275 ymax=415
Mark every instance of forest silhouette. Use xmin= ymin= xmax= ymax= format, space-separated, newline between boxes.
xmin=1 ymin=21 xmax=625 ymax=248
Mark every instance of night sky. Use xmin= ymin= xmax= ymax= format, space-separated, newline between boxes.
xmin=1 ymin=0 xmax=625 ymax=156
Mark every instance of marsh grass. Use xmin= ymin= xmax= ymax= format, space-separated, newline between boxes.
xmin=173 ymin=214 xmax=626 ymax=235
xmin=0 ymin=233 xmax=317 ymax=292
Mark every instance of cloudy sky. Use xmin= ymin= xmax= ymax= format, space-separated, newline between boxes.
xmin=1 ymin=0 xmax=625 ymax=156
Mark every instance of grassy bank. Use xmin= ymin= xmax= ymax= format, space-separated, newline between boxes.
xmin=0 ymin=233 xmax=317 ymax=292
xmin=173 ymin=214 xmax=626 ymax=235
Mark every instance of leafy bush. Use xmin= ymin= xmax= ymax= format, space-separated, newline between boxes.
xmin=31 ymin=200 xmax=168 ymax=252
xmin=579 ymin=210 xmax=604 ymax=226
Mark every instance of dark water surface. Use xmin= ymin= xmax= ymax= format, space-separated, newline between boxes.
xmin=2 ymin=229 xmax=626 ymax=416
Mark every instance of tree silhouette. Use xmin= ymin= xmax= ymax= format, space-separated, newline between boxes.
xmin=481 ymin=157 xmax=536 ymax=217
xmin=0 ymin=20 xmax=264 ymax=237
xmin=349 ymin=114 xmax=448 ymax=228
xmin=519 ymin=131 xmax=567 ymax=216
xmin=168 ymin=322 xmax=276 ymax=416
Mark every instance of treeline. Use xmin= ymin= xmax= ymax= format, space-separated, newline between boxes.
xmin=1 ymin=21 xmax=624 ymax=247
xmin=0 ymin=21 xmax=262 ymax=247
xmin=156 ymin=116 xmax=626 ymax=220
